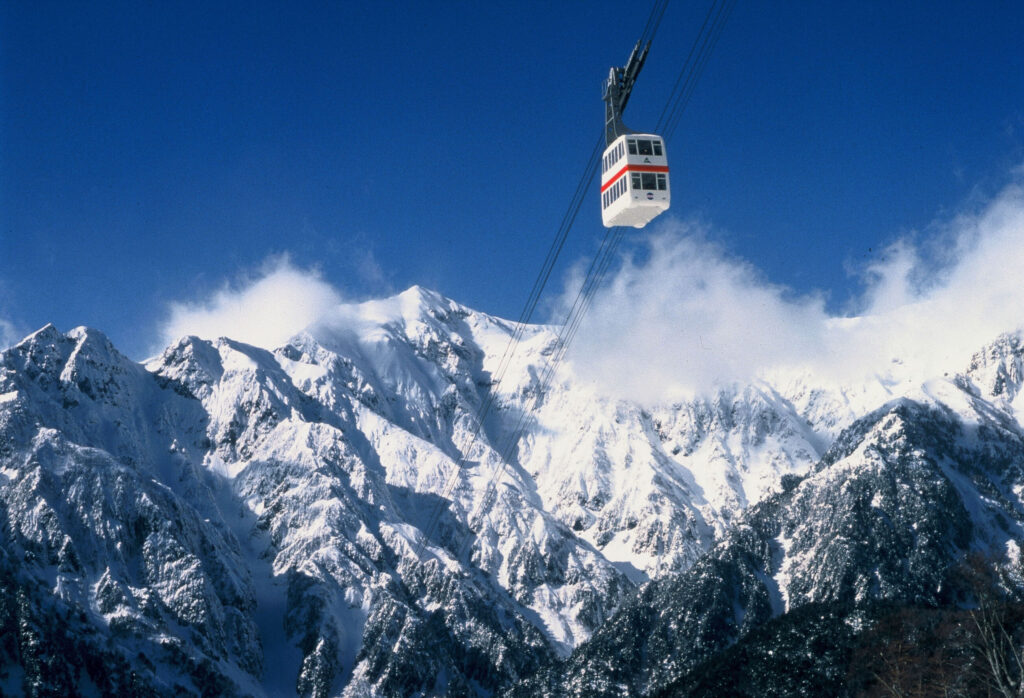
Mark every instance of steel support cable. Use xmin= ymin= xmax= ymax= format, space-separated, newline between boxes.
xmin=456 ymin=1 xmax=736 ymax=565
xmin=553 ymin=232 xmax=625 ymax=370
xmin=457 ymin=213 xmax=629 ymax=565
xmin=450 ymin=137 xmax=601 ymax=468
xmin=446 ymin=138 xmax=601 ymax=472
xmin=461 ymin=0 xmax=665 ymax=421
xmin=638 ymin=1 xmax=658 ymax=43
xmin=639 ymin=0 xmax=671 ymax=47
xmin=653 ymin=0 xmax=722 ymax=133
xmin=413 ymin=139 xmax=603 ymax=561
xmin=663 ymin=0 xmax=737 ymax=137
xmin=539 ymin=232 xmax=626 ymax=424
xmin=559 ymin=228 xmax=626 ymax=356
xmin=665 ymin=1 xmax=734 ymax=143
xmin=455 ymin=175 xmax=628 ymax=551
xmin=460 ymin=231 xmax=623 ymax=548
xmin=513 ymin=137 xmax=604 ymax=329
xmin=467 ymin=0 xmax=710 ymax=467
xmin=461 ymin=220 xmax=628 ymax=538
xmin=460 ymin=182 xmax=630 ymax=518
xmin=415 ymin=0 xmax=685 ymax=564
xmin=442 ymin=144 xmax=601 ymax=501
xmin=458 ymin=226 xmax=628 ymax=561
xmin=476 ymin=135 xmax=602 ymax=410
xmin=480 ymin=0 xmax=704 ymax=425
xmin=663 ymin=0 xmax=735 ymax=142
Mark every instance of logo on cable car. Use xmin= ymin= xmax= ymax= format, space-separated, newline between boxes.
xmin=646 ymin=192 xmax=654 ymax=200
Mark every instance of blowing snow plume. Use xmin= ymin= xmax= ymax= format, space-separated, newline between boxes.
xmin=0 ymin=318 xmax=21 ymax=351
xmin=562 ymin=178 xmax=1024 ymax=402
xmin=155 ymin=256 xmax=343 ymax=353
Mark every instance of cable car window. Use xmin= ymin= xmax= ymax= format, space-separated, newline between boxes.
xmin=657 ymin=173 xmax=667 ymax=190
xmin=641 ymin=172 xmax=657 ymax=189
xmin=653 ymin=141 xmax=663 ymax=156
xmin=627 ymin=140 xmax=637 ymax=155
xmin=638 ymin=140 xmax=654 ymax=156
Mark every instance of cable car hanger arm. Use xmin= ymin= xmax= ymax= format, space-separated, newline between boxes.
xmin=603 ymin=38 xmax=651 ymax=147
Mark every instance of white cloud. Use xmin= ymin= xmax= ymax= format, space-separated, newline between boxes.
xmin=561 ymin=178 xmax=1024 ymax=402
xmin=155 ymin=256 xmax=344 ymax=353
xmin=0 ymin=280 xmax=24 ymax=350
xmin=0 ymin=317 xmax=22 ymax=350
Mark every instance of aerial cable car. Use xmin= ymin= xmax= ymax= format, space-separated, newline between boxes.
xmin=600 ymin=39 xmax=670 ymax=229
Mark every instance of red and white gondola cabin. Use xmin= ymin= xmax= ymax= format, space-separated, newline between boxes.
xmin=599 ymin=133 xmax=670 ymax=228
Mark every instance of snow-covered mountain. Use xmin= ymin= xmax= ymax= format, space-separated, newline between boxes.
xmin=515 ymin=334 xmax=1024 ymax=696
xmin=2 ymin=285 xmax=1023 ymax=696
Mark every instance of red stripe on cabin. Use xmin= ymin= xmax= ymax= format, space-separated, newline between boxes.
xmin=600 ymin=164 xmax=670 ymax=192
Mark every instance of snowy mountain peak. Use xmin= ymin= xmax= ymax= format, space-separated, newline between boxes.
xmin=397 ymin=283 xmax=450 ymax=311
xmin=17 ymin=321 xmax=61 ymax=345
xmin=310 ymin=285 xmax=461 ymax=335
xmin=8 ymin=322 xmax=74 ymax=369
xmin=965 ymin=330 xmax=1024 ymax=402
xmin=148 ymin=334 xmax=226 ymax=400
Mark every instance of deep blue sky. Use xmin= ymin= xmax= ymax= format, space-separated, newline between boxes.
xmin=2 ymin=1 xmax=1023 ymax=357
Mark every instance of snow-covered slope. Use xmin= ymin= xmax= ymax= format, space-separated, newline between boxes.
xmin=514 ymin=335 xmax=1024 ymax=697
xmin=2 ymin=286 xmax=1022 ymax=696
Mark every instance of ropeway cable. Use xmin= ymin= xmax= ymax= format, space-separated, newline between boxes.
xmin=411 ymin=0 xmax=675 ymax=566
xmin=452 ymin=0 xmax=737 ymax=568
xmin=660 ymin=0 xmax=736 ymax=142
xmin=411 ymin=136 xmax=604 ymax=561
xmin=414 ymin=0 xmax=733 ymax=570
